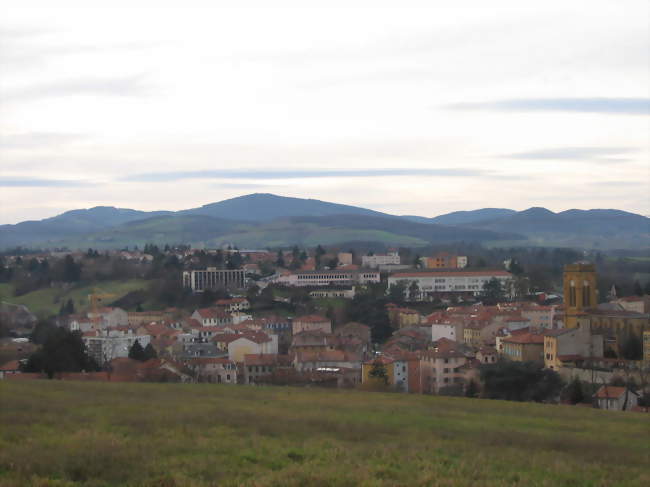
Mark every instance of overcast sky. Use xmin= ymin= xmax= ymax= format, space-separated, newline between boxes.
xmin=1 ymin=0 xmax=649 ymax=224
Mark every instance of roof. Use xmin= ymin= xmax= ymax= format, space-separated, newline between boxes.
xmin=231 ymin=332 xmax=272 ymax=344
xmin=594 ymin=386 xmax=638 ymax=399
xmin=502 ymin=333 xmax=544 ymax=345
xmin=244 ymin=354 xmax=292 ymax=366
xmin=391 ymin=270 xmax=512 ymax=278
xmin=0 ymin=360 xmax=20 ymax=371
xmin=543 ymin=328 xmax=574 ymax=337
xmin=294 ymin=314 xmax=330 ymax=323
xmin=187 ymin=357 xmax=234 ymax=366
xmin=194 ymin=308 xmax=230 ymax=319
xmin=216 ymin=298 xmax=248 ymax=305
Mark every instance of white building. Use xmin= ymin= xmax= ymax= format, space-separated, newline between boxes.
xmin=430 ymin=323 xmax=457 ymax=342
xmin=228 ymin=333 xmax=279 ymax=362
xmin=387 ymin=270 xmax=514 ymax=300
xmin=183 ymin=268 xmax=246 ymax=292
xmin=275 ymin=269 xmax=380 ymax=287
xmin=83 ymin=333 xmax=151 ymax=365
xmin=361 ymin=251 xmax=400 ymax=269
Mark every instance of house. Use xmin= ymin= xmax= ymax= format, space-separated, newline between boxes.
xmin=501 ymin=332 xmax=545 ymax=363
xmin=0 ymin=360 xmax=21 ymax=379
xmin=215 ymin=298 xmax=250 ymax=312
xmin=475 ymin=346 xmax=498 ymax=365
xmin=88 ymin=307 xmax=128 ymax=329
xmin=362 ymin=251 xmax=401 ymax=269
xmin=292 ymin=315 xmax=332 ymax=334
xmin=418 ymin=339 xmax=469 ymax=394
xmin=290 ymin=330 xmax=339 ymax=354
xmin=293 ymin=349 xmax=362 ymax=372
xmin=228 ymin=333 xmax=278 ymax=362
xmin=243 ymin=354 xmax=293 ymax=384
xmin=543 ymin=327 xmax=604 ymax=370
xmin=186 ymin=357 xmax=238 ymax=384
xmin=191 ymin=308 xmax=233 ymax=327
xmin=594 ymin=385 xmax=639 ymax=411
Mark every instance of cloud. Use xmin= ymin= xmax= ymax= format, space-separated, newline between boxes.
xmin=3 ymin=74 xmax=148 ymax=102
xmin=0 ymin=178 xmax=90 ymax=187
xmin=504 ymin=146 xmax=635 ymax=163
xmin=447 ymin=98 xmax=649 ymax=115
xmin=120 ymin=168 xmax=483 ymax=183
xmin=0 ymin=132 xmax=87 ymax=149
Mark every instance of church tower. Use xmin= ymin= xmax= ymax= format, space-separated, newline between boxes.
xmin=563 ymin=262 xmax=597 ymax=328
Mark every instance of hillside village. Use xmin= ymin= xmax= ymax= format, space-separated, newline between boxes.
xmin=1 ymin=246 xmax=649 ymax=413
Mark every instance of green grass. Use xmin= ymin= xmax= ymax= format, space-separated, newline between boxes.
xmin=0 ymin=280 xmax=149 ymax=317
xmin=1 ymin=381 xmax=648 ymax=487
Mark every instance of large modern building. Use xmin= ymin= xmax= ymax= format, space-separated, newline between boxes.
xmin=275 ymin=269 xmax=380 ymax=287
xmin=183 ymin=268 xmax=246 ymax=292
xmin=387 ymin=270 xmax=513 ymax=300
xmin=361 ymin=251 xmax=400 ymax=269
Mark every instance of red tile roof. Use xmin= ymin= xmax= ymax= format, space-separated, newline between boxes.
xmin=0 ymin=360 xmax=21 ymax=371
xmin=594 ymin=385 xmax=633 ymax=399
xmin=392 ymin=270 xmax=512 ymax=278
xmin=502 ymin=333 xmax=544 ymax=344
xmin=294 ymin=314 xmax=330 ymax=323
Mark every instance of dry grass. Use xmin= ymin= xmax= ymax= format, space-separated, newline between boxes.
xmin=0 ymin=381 xmax=648 ymax=486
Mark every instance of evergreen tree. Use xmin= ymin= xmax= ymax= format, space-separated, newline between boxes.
xmin=65 ymin=299 xmax=75 ymax=315
xmin=369 ymin=361 xmax=389 ymax=385
xmin=24 ymin=328 xmax=98 ymax=378
xmin=128 ymin=340 xmax=147 ymax=361
xmin=276 ymin=251 xmax=285 ymax=268
xmin=565 ymin=377 xmax=585 ymax=404
xmin=143 ymin=343 xmax=158 ymax=360
xmin=633 ymin=280 xmax=643 ymax=296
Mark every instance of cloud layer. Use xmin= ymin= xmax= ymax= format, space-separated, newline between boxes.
xmin=448 ymin=98 xmax=650 ymax=115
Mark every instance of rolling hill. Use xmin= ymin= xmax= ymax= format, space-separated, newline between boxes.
xmin=0 ymin=193 xmax=647 ymax=250
xmin=1 ymin=380 xmax=647 ymax=486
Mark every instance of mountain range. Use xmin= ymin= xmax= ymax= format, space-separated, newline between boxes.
xmin=1 ymin=193 xmax=648 ymax=250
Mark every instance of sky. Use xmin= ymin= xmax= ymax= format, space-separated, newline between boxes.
xmin=1 ymin=0 xmax=649 ymax=224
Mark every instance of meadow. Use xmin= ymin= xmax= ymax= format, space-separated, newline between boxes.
xmin=0 ymin=280 xmax=149 ymax=317
xmin=0 ymin=381 xmax=648 ymax=487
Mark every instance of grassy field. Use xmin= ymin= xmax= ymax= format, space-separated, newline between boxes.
xmin=0 ymin=279 xmax=149 ymax=317
xmin=0 ymin=381 xmax=648 ymax=487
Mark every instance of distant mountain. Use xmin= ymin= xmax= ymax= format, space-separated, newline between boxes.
xmin=0 ymin=194 xmax=647 ymax=250
xmin=464 ymin=208 xmax=650 ymax=248
xmin=0 ymin=206 xmax=170 ymax=248
xmin=180 ymin=193 xmax=389 ymax=221
xmin=411 ymin=208 xmax=517 ymax=225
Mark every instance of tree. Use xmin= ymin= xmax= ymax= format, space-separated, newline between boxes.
xmin=387 ymin=281 xmax=407 ymax=304
xmin=128 ymin=340 xmax=147 ymax=361
xmin=24 ymin=328 xmax=98 ymax=378
xmin=465 ymin=379 xmax=480 ymax=398
xmin=369 ymin=361 xmax=389 ymax=385
xmin=564 ymin=376 xmax=585 ymax=404
xmin=481 ymin=278 xmax=505 ymax=304
xmin=276 ymin=251 xmax=285 ymax=268
xmin=62 ymin=255 xmax=82 ymax=282
xmin=65 ymin=299 xmax=75 ymax=315
xmin=408 ymin=281 xmax=420 ymax=301
xmin=480 ymin=360 xmax=563 ymax=403
xmin=619 ymin=332 xmax=643 ymax=360
xmin=143 ymin=343 xmax=158 ymax=360
xmin=633 ymin=280 xmax=643 ymax=297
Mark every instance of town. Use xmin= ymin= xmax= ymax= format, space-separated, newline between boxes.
xmin=1 ymin=244 xmax=648 ymax=412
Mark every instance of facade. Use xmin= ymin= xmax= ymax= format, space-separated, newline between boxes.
xmin=337 ymin=252 xmax=353 ymax=266
xmin=191 ymin=308 xmax=233 ymax=327
xmin=215 ymin=298 xmax=250 ymax=312
xmin=361 ymin=251 xmax=400 ymax=269
xmin=430 ymin=323 xmax=457 ymax=342
xmin=83 ymin=333 xmax=151 ymax=365
xmin=501 ymin=332 xmax=544 ymax=363
xmin=594 ymin=386 xmax=639 ymax=411
xmin=309 ymin=287 xmax=356 ymax=299
xmin=419 ymin=253 xmax=468 ymax=269
xmin=228 ymin=333 xmax=278 ymax=362
xmin=563 ymin=263 xmax=598 ymax=329
xmin=292 ymin=315 xmax=332 ymax=335
xmin=276 ymin=269 xmax=380 ymax=287
xmin=187 ymin=357 xmax=238 ymax=384
xmin=183 ymin=268 xmax=246 ymax=292
xmin=387 ymin=270 xmax=513 ymax=300
xmin=244 ymin=354 xmax=293 ymax=384
xmin=543 ymin=327 xmax=604 ymax=370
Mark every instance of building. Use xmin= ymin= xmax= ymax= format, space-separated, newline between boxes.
xmin=292 ymin=315 xmax=332 ymax=335
xmin=563 ymin=263 xmax=598 ymax=329
xmin=187 ymin=357 xmax=238 ymax=384
xmin=183 ymin=268 xmax=246 ymax=292
xmin=543 ymin=327 xmax=604 ymax=370
xmin=88 ymin=307 xmax=128 ymax=329
xmin=361 ymin=251 xmax=400 ymax=269
xmin=228 ymin=333 xmax=278 ymax=362
xmin=594 ymin=385 xmax=639 ymax=411
xmin=501 ymin=332 xmax=544 ymax=363
xmin=275 ymin=269 xmax=380 ymax=287
xmin=215 ymin=298 xmax=250 ymax=312
xmin=419 ymin=253 xmax=468 ymax=269
xmin=387 ymin=270 xmax=513 ymax=301
xmin=191 ymin=308 xmax=233 ymax=327
xmin=243 ymin=354 xmax=293 ymax=384
xmin=337 ymin=252 xmax=353 ymax=266
xmin=309 ymin=287 xmax=356 ymax=299
xmin=83 ymin=333 xmax=151 ymax=365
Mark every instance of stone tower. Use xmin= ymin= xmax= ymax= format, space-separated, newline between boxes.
xmin=563 ymin=262 xmax=597 ymax=328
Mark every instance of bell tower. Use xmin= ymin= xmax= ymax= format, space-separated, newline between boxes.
xmin=563 ymin=262 xmax=597 ymax=328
